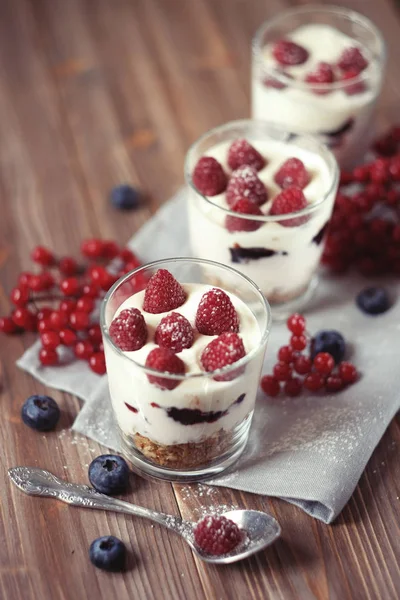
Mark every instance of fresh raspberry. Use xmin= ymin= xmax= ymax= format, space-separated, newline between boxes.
xmin=194 ymin=515 xmax=242 ymax=556
xmin=272 ymin=39 xmax=309 ymax=66
xmin=225 ymin=198 xmax=264 ymax=233
xmin=261 ymin=375 xmax=280 ymax=397
xmin=270 ymin=187 xmax=308 ymax=227
xmin=337 ymin=47 xmax=368 ymax=72
xmin=274 ymin=158 xmax=311 ymax=190
xmin=154 ymin=312 xmax=194 ymax=353
xmin=192 ymin=156 xmax=227 ymax=196
xmin=227 ymin=139 xmax=266 ymax=172
xmin=284 ymin=377 xmax=303 ymax=397
xmin=200 ymin=333 xmax=246 ymax=381
xmin=109 ymin=308 xmax=147 ymax=351
xmin=143 ymin=269 xmax=187 ymax=314
xmin=226 ymin=166 xmax=268 ymax=207
xmin=305 ymin=62 xmax=334 ymax=94
xmin=145 ymin=347 xmax=185 ymax=390
xmin=195 ymin=288 xmax=239 ymax=335
xmin=340 ymin=70 xmax=366 ymax=96
xmin=273 ymin=361 xmax=292 ymax=381
xmin=287 ymin=313 xmax=306 ymax=335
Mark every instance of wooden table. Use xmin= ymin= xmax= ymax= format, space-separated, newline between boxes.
xmin=0 ymin=0 xmax=399 ymax=598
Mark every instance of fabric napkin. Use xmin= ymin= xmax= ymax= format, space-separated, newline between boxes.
xmin=18 ymin=188 xmax=400 ymax=524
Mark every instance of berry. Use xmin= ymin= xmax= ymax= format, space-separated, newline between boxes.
xmin=294 ymin=356 xmax=312 ymax=375
xmin=287 ymin=313 xmax=306 ymax=335
xmin=39 ymin=348 xmax=58 ymax=366
xmin=0 ymin=316 xmax=19 ymax=334
xmin=50 ymin=310 xmax=69 ymax=330
xmin=40 ymin=331 xmax=60 ymax=350
xmin=284 ymin=377 xmax=303 ymax=397
xmin=88 ymin=454 xmax=130 ymax=494
xmin=337 ymin=47 xmax=368 ymax=72
xmin=89 ymin=352 xmax=106 ymax=375
xmin=18 ymin=272 xmax=32 ymax=287
xmin=313 ymin=352 xmax=334 ymax=375
xmin=88 ymin=265 xmax=109 ymax=287
xmin=102 ymin=241 xmax=120 ymax=260
xmin=29 ymin=274 xmax=48 ymax=292
xmin=272 ymin=39 xmax=309 ymax=66
xmin=60 ymin=277 xmax=80 ymax=296
xmin=143 ymin=269 xmax=187 ymax=314
xmin=89 ymin=536 xmax=126 ymax=572
xmin=261 ymin=375 xmax=280 ymax=397
xmin=59 ymin=256 xmax=79 ymax=276
xmin=304 ymin=372 xmax=324 ymax=392
xmin=305 ymin=62 xmax=334 ymax=94
xmin=12 ymin=308 xmax=36 ymax=330
xmin=274 ymin=158 xmax=311 ymax=190
xmin=154 ymin=312 xmax=194 ymax=353
xmin=311 ymin=330 xmax=345 ymax=364
xmin=110 ymin=184 xmax=140 ymax=210
xmin=59 ymin=299 xmax=77 ymax=314
xmin=88 ymin=324 xmax=102 ymax=344
xmin=225 ymin=198 xmax=264 ymax=232
xmin=194 ymin=515 xmax=242 ymax=556
xmin=273 ymin=361 xmax=292 ymax=381
xmin=69 ymin=311 xmax=90 ymax=330
xmin=339 ymin=361 xmax=358 ymax=384
xmin=82 ymin=283 xmax=99 ymax=298
xmin=109 ymin=308 xmax=147 ymax=351
xmin=270 ymin=187 xmax=308 ymax=227
xmin=21 ymin=395 xmax=60 ymax=431
xmin=120 ymin=248 xmax=140 ymax=265
xmin=81 ymin=239 xmax=104 ymax=259
xmin=290 ymin=334 xmax=307 ymax=351
xmin=356 ymin=287 xmax=390 ymax=315
xmin=340 ymin=70 xmax=366 ymax=96
xmin=10 ymin=286 xmax=30 ymax=307
xmin=37 ymin=308 xmax=52 ymax=321
xmin=325 ymin=375 xmax=345 ymax=392
xmin=145 ymin=347 xmax=185 ymax=390
xmin=192 ymin=156 xmax=227 ymax=196
xmin=195 ymin=288 xmax=239 ymax=335
xmin=277 ymin=345 xmax=294 ymax=363
xmin=226 ymin=165 xmax=268 ymax=207
xmin=76 ymin=297 xmax=95 ymax=313
xmin=227 ymin=139 xmax=266 ymax=172
xmin=59 ymin=329 xmax=77 ymax=346
xmin=38 ymin=319 xmax=52 ymax=334
xmin=75 ymin=340 xmax=94 ymax=360
xmin=31 ymin=245 xmax=54 ymax=266
xmin=200 ymin=333 xmax=245 ymax=381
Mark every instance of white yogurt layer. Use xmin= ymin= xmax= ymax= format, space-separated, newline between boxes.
xmin=104 ymin=283 xmax=266 ymax=446
xmin=252 ymin=24 xmax=383 ymax=167
xmin=189 ymin=138 xmax=336 ymax=302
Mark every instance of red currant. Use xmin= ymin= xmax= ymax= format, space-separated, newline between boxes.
xmin=40 ymin=272 xmax=55 ymax=290
xmin=31 ymin=245 xmax=54 ymax=266
xmin=38 ymin=319 xmax=52 ymax=333
xmin=59 ymin=257 xmax=79 ymax=276
xmin=18 ymin=272 xmax=32 ymax=287
xmin=284 ymin=377 xmax=303 ymax=397
xmin=290 ymin=335 xmax=307 ymax=351
xmin=69 ymin=311 xmax=90 ymax=330
xmin=89 ymin=352 xmax=106 ymax=375
xmin=303 ymin=372 xmax=324 ymax=392
xmin=82 ymin=283 xmax=99 ymax=298
xmin=40 ymin=331 xmax=61 ymax=350
xmin=12 ymin=308 xmax=36 ymax=330
xmin=338 ymin=361 xmax=358 ymax=384
xmin=59 ymin=299 xmax=77 ymax=314
xmin=102 ymin=241 xmax=120 ymax=259
xmin=100 ymin=272 xmax=118 ymax=292
xmin=50 ymin=310 xmax=69 ymax=330
xmin=294 ymin=356 xmax=312 ymax=375
xmin=37 ymin=308 xmax=53 ymax=321
xmin=313 ymin=352 xmax=335 ymax=375
xmin=325 ymin=375 xmax=345 ymax=392
xmin=81 ymin=239 xmax=104 ymax=259
xmin=0 ymin=316 xmax=19 ymax=334
xmin=88 ymin=325 xmax=102 ymax=344
xmin=74 ymin=340 xmax=94 ymax=360
xmin=287 ymin=313 xmax=306 ymax=335
xmin=59 ymin=329 xmax=77 ymax=346
xmin=39 ymin=347 xmax=58 ymax=366
xmin=60 ymin=277 xmax=80 ymax=296
xmin=120 ymin=248 xmax=140 ymax=265
xmin=273 ymin=362 xmax=292 ymax=382
xmin=277 ymin=345 xmax=294 ymax=363
xmin=76 ymin=297 xmax=94 ymax=313
xmin=29 ymin=275 xmax=47 ymax=292
xmin=10 ymin=286 xmax=30 ymax=307
xmin=88 ymin=265 xmax=108 ymax=287
xmin=261 ymin=375 xmax=280 ymax=397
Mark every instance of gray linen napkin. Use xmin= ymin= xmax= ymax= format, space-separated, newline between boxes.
xmin=18 ymin=188 xmax=400 ymax=523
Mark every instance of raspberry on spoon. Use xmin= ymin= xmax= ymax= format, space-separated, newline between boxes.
xmin=195 ymin=288 xmax=239 ymax=335
xmin=143 ymin=269 xmax=187 ymax=314
xmin=194 ymin=515 xmax=242 ymax=556
xmin=154 ymin=312 xmax=194 ymax=353
xmin=227 ymin=139 xmax=266 ymax=172
xmin=274 ymin=158 xmax=311 ymax=190
xmin=109 ymin=308 xmax=147 ymax=351
xmin=200 ymin=332 xmax=246 ymax=381
xmin=192 ymin=156 xmax=227 ymax=196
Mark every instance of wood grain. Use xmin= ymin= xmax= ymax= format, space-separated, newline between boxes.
xmin=0 ymin=0 xmax=399 ymax=598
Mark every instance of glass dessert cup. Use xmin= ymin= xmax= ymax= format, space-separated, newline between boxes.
xmin=252 ymin=5 xmax=386 ymax=169
xmin=101 ymin=258 xmax=271 ymax=482
xmin=185 ymin=119 xmax=339 ymax=319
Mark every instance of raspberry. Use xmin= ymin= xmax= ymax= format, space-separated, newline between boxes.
xmin=227 ymin=139 xmax=266 ymax=172
xmin=261 ymin=375 xmax=280 ymax=397
xmin=313 ymin=352 xmax=334 ymax=375
xmin=200 ymin=333 xmax=245 ymax=381
xmin=274 ymin=158 xmax=311 ymax=190
xmin=154 ymin=312 xmax=194 ymax=353
xmin=272 ymin=39 xmax=309 ymax=66
xmin=145 ymin=347 xmax=185 ymax=390
xmin=305 ymin=62 xmax=334 ymax=94
xmin=225 ymin=198 xmax=264 ymax=233
xmin=273 ymin=362 xmax=292 ymax=381
xmin=109 ymin=308 xmax=147 ymax=351
xmin=270 ymin=187 xmax=308 ymax=227
xmin=287 ymin=313 xmax=306 ymax=335
xmin=195 ymin=288 xmax=239 ymax=335
xmin=192 ymin=157 xmax=227 ymax=196
xmin=303 ymin=372 xmax=324 ymax=392
xmin=143 ymin=269 xmax=187 ymax=314
xmin=194 ymin=515 xmax=242 ymax=556
xmin=337 ymin=47 xmax=368 ymax=72
xmin=277 ymin=345 xmax=294 ymax=363
xmin=338 ymin=361 xmax=358 ymax=383
xmin=284 ymin=377 xmax=303 ymax=397
xmin=340 ymin=70 xmax=366 ymax=96
xmin=226 ymin=166 xmax=268 ymax=207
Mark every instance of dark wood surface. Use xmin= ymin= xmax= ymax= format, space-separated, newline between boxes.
xmin=0 ymin=0 xmax=399 ymax=598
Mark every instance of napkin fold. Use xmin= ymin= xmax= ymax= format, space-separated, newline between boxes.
xmin=18 ymin=188 xmax=400 ymax=523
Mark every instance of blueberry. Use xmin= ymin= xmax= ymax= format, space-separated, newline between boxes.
xmin=356 ymin=287 xmax=391 ymax=316
xmin=21 ymin=395 xmax=60 ymax=431
xmin=110 ymin=184 xmax=140 ymax=210
xmin=89 ymin=536 xmax=126 ymax=571
xmin=311 ymin=330 xmax=345 ymax=364
xmin=88 ymin=454 xmax=130 ymax=495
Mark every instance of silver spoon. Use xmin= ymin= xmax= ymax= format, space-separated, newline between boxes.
xmin=8 ymin=466 xmax=281 ymax=564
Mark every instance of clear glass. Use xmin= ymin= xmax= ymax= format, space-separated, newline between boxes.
xmin=185 ymin=119 xmax=339 ymax=318
xmin=101 ymin=258 xmax=271 ymax=482
xmin=252 ymin=5 xmax=386 ymax=169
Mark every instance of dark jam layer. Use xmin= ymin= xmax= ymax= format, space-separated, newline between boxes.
xmin=230 ymin=246 xmax=287 ymax=263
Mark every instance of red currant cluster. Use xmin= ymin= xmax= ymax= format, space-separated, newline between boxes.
xmin=0 ymin=240 xmax=143 ymax=374
xmin=322 ymin=126 xmax=400 ymax=276
xmin=261 ymin=314 xmax=357 ymax=398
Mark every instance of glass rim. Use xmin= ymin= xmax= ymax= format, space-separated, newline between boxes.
xmin=184 ymin=119 xmax=339 ymax=222
xmin=252 ymin=4 xmax=387 ymax=93
xmin=100 ymin=257 xmax=272 ymax=381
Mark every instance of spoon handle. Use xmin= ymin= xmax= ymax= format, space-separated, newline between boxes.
xmin=8 ymin=466 xmax=185 ymax=532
